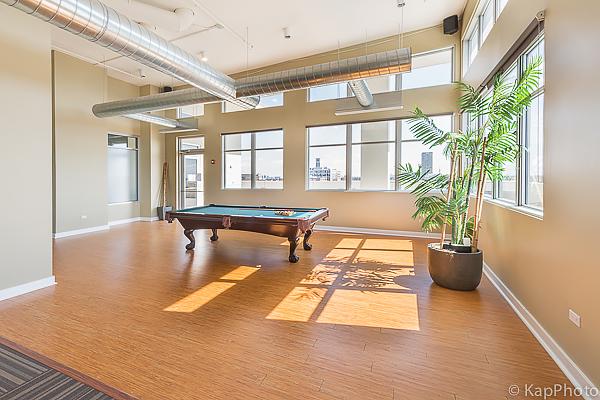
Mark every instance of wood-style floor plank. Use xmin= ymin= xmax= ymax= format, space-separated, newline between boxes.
xmin=0 ymin=222 xmax=578 ymax=399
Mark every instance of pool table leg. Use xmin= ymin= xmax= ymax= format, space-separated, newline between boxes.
xmin=184 ymin=229 xmax=196 ymax=250
xmin=303 ymin=229 xmax=313 ymax=251
xmin=210 ymin=229 xmax=219 ymax=242
xmin=288 ymin=236 xmax=300 ymax=263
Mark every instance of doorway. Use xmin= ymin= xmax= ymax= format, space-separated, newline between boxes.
xmin=178 ymin=136 xmax=204 ymax=209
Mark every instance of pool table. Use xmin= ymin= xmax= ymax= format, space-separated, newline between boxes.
xmin=166 ymin=204 xmax=329 ymax=263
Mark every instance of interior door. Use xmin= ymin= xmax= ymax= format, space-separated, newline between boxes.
xmin=180 ymin=153 xmax=204 ymax=209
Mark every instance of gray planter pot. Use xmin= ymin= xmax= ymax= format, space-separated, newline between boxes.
xmin=157 ymin=206 xmax=173 ymax=221
xmin=427 ymin=243 xmax=483 ymax=291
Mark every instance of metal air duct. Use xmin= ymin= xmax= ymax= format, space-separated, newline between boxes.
xmin=235 ymin=48 xmax=411 ymax=97
xmin=92 ymin=48 xmax=411 ymax=118
xmin=123 ymin=113 xmax=195 ymax=129
xmin=1 ymin=0 xmax=257 ymax=109
xmin=348 ymin=80 xmax=374 ymax=107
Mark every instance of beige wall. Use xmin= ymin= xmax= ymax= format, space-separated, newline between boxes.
xmin=53 ymin=52 xmax=144 ymax=232
xmin=165 ymin=27 xmax=460 ymax=231
xmin=0 ymin=7 xmax=53 ymax=289
xmin=138 ymin=85 xmax=166 ymax=219
xmin=463 ymin=0 xmax=600 ymax=386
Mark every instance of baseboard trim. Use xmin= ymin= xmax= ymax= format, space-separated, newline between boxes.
xmin=315 ymin=225 xmax=441 ymax=239
xmin=53 ymin=225 xmax=109 ymax=239
xmin=108 ymin=217 xmax=142 ymax=226
xmin=56 ymin=217 xmax=160 ymax=238
xmin=483 ymin=263 xmax=598 ymax=399
xmin=0 ymin=276 xmax=56 ymax=302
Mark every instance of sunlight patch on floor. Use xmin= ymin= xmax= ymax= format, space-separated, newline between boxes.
xmin=316 ymin=290 xmax=420 ymax=330
xmin=300 ymin=264 xmax=341 ymax=285
xmin=362 ymin=238 xmax=413 ymax=251
xmin=354 ymin=249 xmax=414 ymax=266
xmin=164 ymin=282 xmax=236 ymax=313
xmin=335 ymin=238 xmax=363 ymax=249
xmin=341 ymin=266 xmax=414 ymax=289
xmin=220 ymin=265 xmax=261 ymax=281
xmin=266 ymin=287 xmax=326 ymax=322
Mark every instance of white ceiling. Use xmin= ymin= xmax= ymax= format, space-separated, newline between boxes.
xmin=51 ymin=0 xmax=467 ymax=87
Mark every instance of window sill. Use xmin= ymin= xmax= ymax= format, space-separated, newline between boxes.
xmin=108 ymin=201 xmax=139 ymax=206
xmin=305 ymin=189 xmax=426 ymax=194
xmin=221 ymin=188 xmax=284 ymax=191
xmin=483 ymin=197 xmax=543 ymax=220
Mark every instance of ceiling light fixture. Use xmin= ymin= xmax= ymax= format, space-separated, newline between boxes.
xmin=397 ymin=0 xmax=406 ymax=8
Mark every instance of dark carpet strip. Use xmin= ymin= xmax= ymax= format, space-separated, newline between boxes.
xmin=0 ymin=342 xmax=135 ymax=400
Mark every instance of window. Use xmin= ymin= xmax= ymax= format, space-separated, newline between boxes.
xmin=523 ymin=39 xmax=545 ymax=209
xmin=478 ymin=35 xmax=544 ymax=213
xmin=223 ymin=93 xmax=284 ymax=113
xmin=307 ymin=115 xmax=453 ymax=191
xmin=480 ymin=0 xmax=494 ymax=43
xmin=308 ymin=48 xmax=453 ymax=101
xmin=308 ymin=82 xmax=349 ymax=102
xmin=400 ymin=48 xmax=453 ymax=90
xmin=223 ymin=130 xmax=283 ymax=189
xmin=179 ymin=136 xmax=205 ymax=208
xmin=351 ymin=121 xmax=396 ymax=190
xmin=107 ymin=133 xmax=138 ymax=203
xmin=464 ymin=0 xmax=512 ymax=70
xmin=467 ymin=23 xmax=479 ymax=65
xmin=178 ymin=104 xmax=204 ymax=118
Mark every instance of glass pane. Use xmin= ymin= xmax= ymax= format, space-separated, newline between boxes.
xmin=497 ymin=0 xmax=508 ymax=16
xmin=468 ymin=24 xmax=479 ymax=65
xmin=255 ymin=130 xmax=283 ymax=149
xmin=180 ymin=136 xmax=204 ymax=151
xmin=222 ymin=101 xmax=246 ymax=113
xmin=256 ymin=93 xmax=284 ymax=109
xmin=178 ymin=104 xmax=204 ymax=118
xmin=480 ymin=0 xmax=494 ymax=43
xmin=400 ymin=141 xmax=449 ymax=178
xmin=308 ymin=125 xmax=346 ymax=146
xmin=402 ymin=49 xmax=453 ymax=90
xmin=484 ymin=180 xmax=493 ymax=197
xmin=108 ymin=134 xmax=136 ymax=149
xmin=352 ymin=120 xmax=394 ymax=143
xmin=308 ymin=82 xmax=348 ymax=102
xmin=182 ymin=191 xmax=204 ymax=208
xmin=224 ymin=151 xmax=251 ymax=188
xmin=526 ymin=38 xmax=545 ymax=88
xmin=351 ymin=143 xmax=395 ymax=191
xmin=308 ymin=146 xmax=346 ymax=190
xmin=498 ymin=160 xmax=517 ymax=203
xmin=525 ymin=94 xmax=544 ymax=208
xmin=402 ymin=115 xmax=452 ymax=141
xmin=224 ymin=133 xmax=251 ymax=151
xmin=363 ymin=75 xmax=395 ymax=94
xmin=255 ymin=149 xmax=284 ymax=189
xmin=183 ymin=154 xmax=203 ymax=192
xmin=107 ymin=147 xmax=138 ymax=203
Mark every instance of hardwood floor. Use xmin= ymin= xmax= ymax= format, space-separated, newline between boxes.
xmin=0 ymin=222 xmax=578 ymax=399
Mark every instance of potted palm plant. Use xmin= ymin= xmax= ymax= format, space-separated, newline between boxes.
xmin=398 ymin=58 xmax=541 ymax=291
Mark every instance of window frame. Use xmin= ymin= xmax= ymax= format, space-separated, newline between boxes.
xmin=107 ymin=132 xmax=139 ymax=204
xmin=306 ymin=114 xmax=455 ymax=192
xmin=221 ymin=129 xmax=284 ymax=190
xmin=479 ymin=33 xmax=545 ymax=217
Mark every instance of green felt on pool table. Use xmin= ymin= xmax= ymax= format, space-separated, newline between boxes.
xmin=177 ymin=205 xmax=318 ymax=219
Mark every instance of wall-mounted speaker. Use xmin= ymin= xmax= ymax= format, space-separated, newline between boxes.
xmin=443 ymin=15 xmax=459 ymax=35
